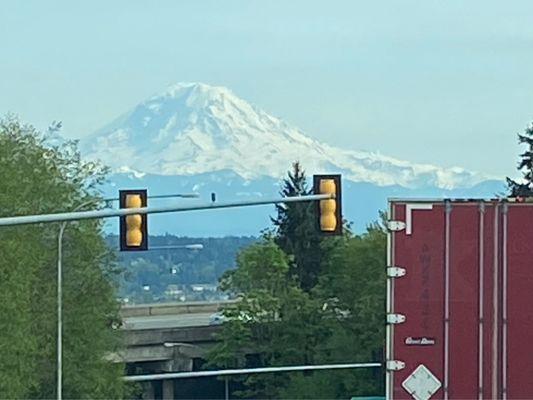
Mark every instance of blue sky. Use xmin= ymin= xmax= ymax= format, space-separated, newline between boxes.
xmin=1 ymin=0 xmax=532 ymax=177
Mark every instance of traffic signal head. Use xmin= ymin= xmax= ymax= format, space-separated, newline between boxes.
xmin=313 ymin=174 xmax=342 ymax=235
xmin=119 ymin=189 xmax=148 ymax=251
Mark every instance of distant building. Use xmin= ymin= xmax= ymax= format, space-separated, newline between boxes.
xmin=165 ymin=284 xmax=183 ymax=298
xmin=190 ymin=283 xmax=218 ymax=293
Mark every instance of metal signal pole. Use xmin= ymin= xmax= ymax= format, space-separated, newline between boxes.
xmin=0 ymin=194 xmax=333 ymax=227
xmin=57 ymin=198 xmax=102 ymax=400
xmin=54 ymin=192 xmax=199 ymax=400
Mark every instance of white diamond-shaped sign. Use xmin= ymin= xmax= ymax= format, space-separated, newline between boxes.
xmin=402 ymin=364 xmax=441 ymax=400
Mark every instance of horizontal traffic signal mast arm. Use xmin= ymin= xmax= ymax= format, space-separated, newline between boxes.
xmin=124 ymin=362 xmax=382 ymax=382
xmin=0 ymin=194 xmax=335 ymax=227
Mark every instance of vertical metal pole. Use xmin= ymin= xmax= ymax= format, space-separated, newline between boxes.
xmin=501 ymin=203 xmax=508 ymax=399
xmin=57 ymin=222 xmax=66 ymax=400
xmin=56 ymin=198 xmax=103 ymax=400
xmin=443 ymin=201 xmax=452 ymax=400
xmin=225 ymin=376 xmax=229 ymax=400
xmin=492 ymin=204 xmax=500 ymax=399
xmin=478 ymin=202 xmax=485 ymax=400
xmin=385 ymin=201 xmax=393 ymax=400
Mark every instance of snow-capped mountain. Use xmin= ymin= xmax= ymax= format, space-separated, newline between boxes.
xmin=83 ymin=82 xmax=490 ymax=190
xmin=82 ymin=82 xmax=504 ymax=236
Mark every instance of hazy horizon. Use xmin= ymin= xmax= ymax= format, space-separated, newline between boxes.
xmin=2 ymin=0 xmax=533 ymax=179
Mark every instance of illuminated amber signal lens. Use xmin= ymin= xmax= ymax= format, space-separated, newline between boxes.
xmin=319 ymin=179 xmax=337 ymax=232
xmin=125 ymin=194 xmax=142 ymax=208
xmin=125 ymin=195 xmax=143 ymax=247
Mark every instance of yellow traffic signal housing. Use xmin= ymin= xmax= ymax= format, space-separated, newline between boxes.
xmin=313 ymin=174 xmax=342 ymax=235
xmin=119 ymin=189 xmax=148 ymax=251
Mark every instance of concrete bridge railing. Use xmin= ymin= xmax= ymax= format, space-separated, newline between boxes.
xmin=120 ymin=299 xmax=237 ymax=318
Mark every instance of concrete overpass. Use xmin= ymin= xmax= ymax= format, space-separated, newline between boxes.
xmin=116 ymin=301 xmax=233 ymax=399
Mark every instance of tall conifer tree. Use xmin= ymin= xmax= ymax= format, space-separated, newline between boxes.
xmin=271 ymin=162 xmax=326 ymax=291
xmin=507 ymin=122 xmax=533 ymax=197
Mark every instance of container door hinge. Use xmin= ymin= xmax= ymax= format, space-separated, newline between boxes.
xmin=386 ymin=360 xmax=406 ymax=371
xmin=387 ymin=313 xmax=406 ymax=324
xmin=387 ymin=220 xmax=406 ymax=232
xmin=387 ymin=266 xmax=406 ymax=278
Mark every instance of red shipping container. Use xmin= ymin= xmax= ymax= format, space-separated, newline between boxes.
xmin=386 ymin=199 xmax=533 ymax=400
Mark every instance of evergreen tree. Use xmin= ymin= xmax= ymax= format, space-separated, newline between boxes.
xmin=507 ymin=122 xmax=533 ymax=197
xmin=0 ymin=116 xmax=128 ymax=398
xmin=271 ymin=162 xmax=328 ymax=291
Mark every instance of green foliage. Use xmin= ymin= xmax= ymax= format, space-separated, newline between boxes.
xmin=220 ymin=241 xmax=289 ymax=295
xmin=309 ymin=225 xmax=387 ymax=397
xmin=0 ymin=116 xmax=128 ymax=398
xmin=210 ymin=240 xmax=330 ymax=398
xmin=208 ymin=166 xmax=387 ymax=399
xmin=271 ymin=226 xmax=387 ymax=398
xmin=507 ymin=122 xmax=533 ymax=196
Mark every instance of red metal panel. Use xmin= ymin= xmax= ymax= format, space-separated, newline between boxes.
xmin=389 ymin=201 xmax=533 ymax=400
xmin=392 ymin=203 xmax=445 ymax=399
xmin=505 ymin=205 xmax=533 ymax=398
xmin=447 ymin=204 xmax=480 ymax=399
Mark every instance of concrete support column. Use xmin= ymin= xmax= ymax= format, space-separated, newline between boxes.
xmin=162 ymin=379 xmax=174 ymax=400
xmin=142 ymin=381 xmax=155 ymax=400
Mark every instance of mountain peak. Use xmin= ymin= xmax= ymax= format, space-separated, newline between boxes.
xmin=157 ymin=82 xmax=235 ymax=104
xmin=82 ymin=82 xmax=491 ymax=189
